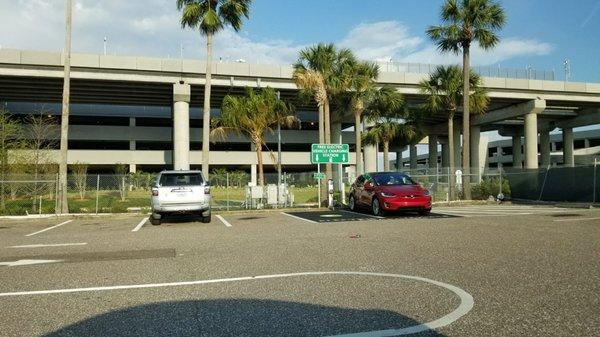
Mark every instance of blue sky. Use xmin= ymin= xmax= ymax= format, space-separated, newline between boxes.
xmin=0 ymin=0 xmax=599 ymax=82
xmin=244 ymin=0 xmax=600 ymax=82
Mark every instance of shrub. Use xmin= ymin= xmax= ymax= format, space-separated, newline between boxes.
xmin=472 ymin=177 xmax=511 ymax=200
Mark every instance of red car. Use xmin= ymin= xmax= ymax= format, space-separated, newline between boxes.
xmin=348 ymin=172 xmax=432 ymax=216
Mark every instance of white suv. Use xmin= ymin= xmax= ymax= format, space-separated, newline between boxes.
xmin=150 ymin=170 xmax=211 ymax=225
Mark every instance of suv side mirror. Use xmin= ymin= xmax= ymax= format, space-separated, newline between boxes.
xmin=205 ymin=180 xmax=211 ymax=186
xmin=364 ymin=181 xmax=374 ymax=190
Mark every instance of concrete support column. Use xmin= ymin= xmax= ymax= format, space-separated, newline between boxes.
xmin=428 ymin=135 xmax=438 ymax=170
xmin=470 ymin=126 xmax=481 ymax=182
xmin=129 ymin=164 xmax=137 ymax=173
xmin=364 ymin=144 xmax=377 ymax=173
xmin=409 ymin=144 xmax=418 ymax=171
xmin=441 ymin=142 xmax=450 ymax=169
xmin=540 ymin=130 xmax=551 ymax=167
xmin=562 ymin=127 xmax=574 ymax=167
xmin=173 ymin=83 xmax=191 ymax=170
xmin=453 ymin=122 xmax=461 ymax=169
xmin=396 ymin=152 xmax=402 ymax=171
xmin=524 ymin=112 xmax=539 ymax=169
xmin=331 ymin=121 xmax=343 ymax=191
xmin=512 ymin=136 xmax=522 ymax=168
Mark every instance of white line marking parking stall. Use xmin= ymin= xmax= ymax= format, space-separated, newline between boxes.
xmin=281 ymin=212 xmax=318 ymax=224
xmin=216 ymin=215 xmax=232 ymax=227
xmin=8 ymin=243 xmax=87 ymax=249
xmin=0 ymin=271 xmax=474 ymax=336
xmin=0 ymin=259 xmax=63 ymax=267
xmin=25 ymin=220 xmax=73 ymax=237
xmin=132 ymin=217 xmax=148 ymax=232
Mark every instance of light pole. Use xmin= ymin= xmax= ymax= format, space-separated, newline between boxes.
xmin=58 ymin=0 xmax=72 ymax=214
xmin=276 ymin=91 xmax=282 ymax=207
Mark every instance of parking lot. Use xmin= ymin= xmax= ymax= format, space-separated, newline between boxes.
xmin=1 ymin=204 xmax=599 ymax=336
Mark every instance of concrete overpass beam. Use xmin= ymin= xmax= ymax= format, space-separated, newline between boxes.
xmin=173 ymin=83 xmax=190 ymax=170
xmin=524 ymin=112 xmax=539 ymax=169
xmin=562 ymin=127 xmax=574 ymax=167
xmin=472 ymin=98 xmax=546 ymax=127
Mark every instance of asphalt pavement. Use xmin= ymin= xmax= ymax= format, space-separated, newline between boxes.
xmin=0 ymin=205 xmax=599 ymax=336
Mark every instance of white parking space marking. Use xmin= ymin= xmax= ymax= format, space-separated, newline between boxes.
xmin=8 ymin=243 xmax=87 ymax=249
xmin=339 ymin=210 xmax=384 ymax=219
xmin=132 ymin=217 xmax=148 ymax=232
xmin=216 ymin=215 xmax=232 ymax=227
xmin=281 ymin=212 xmax=318 ymax=224
xmin=25 ymin=220 xmax=73 ymax=237
xmin=0 ymin=259 xmax=63 ymax=267
xmin=554 ymin=217 xmax=600 ymax=222
xmin=0 ymin=271 xmax=473 ymax=336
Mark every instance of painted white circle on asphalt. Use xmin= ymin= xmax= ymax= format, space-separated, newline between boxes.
xmin=0 ymin=271 xmax=474 ymax=336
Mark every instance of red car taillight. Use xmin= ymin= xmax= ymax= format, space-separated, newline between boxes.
xmin=151 ymin=189 xmax=158 ymax=196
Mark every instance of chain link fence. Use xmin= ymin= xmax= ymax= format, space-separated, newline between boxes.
xmin=1 ymin=164 xmax=596 ymax=216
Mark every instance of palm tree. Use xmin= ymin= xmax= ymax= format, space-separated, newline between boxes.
xmin=344 ymin=60 xmax=379 ymax=177
xmin=177 ymin=0 xmax=251 ymax=179
xmin=427 ymin=0 xmax=505 ymax=199
xmin=58 ymin=0 xmax=72 ymax=214
xmin=293 ymin=44 xmax=355 ymax=203
xmin=418 ymin=65 xmax=489 ymax=199
xmin=362 ymin=85 xmax=415 ymax=172
xmin=211 ymin=87 xmax=296 ymax=187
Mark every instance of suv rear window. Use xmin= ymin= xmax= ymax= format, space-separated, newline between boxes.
xmin=159 ymin=173 xmax=203 ymax=186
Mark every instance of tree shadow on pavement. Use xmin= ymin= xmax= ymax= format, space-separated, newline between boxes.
xmin=44 ymin=298 xmax=448 ymax=337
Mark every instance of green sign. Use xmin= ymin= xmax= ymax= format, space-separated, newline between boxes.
xmin=313 ymin=172 xmax=326 ymax=180
xmin=311 ymin=144 xmax=349 ymax=164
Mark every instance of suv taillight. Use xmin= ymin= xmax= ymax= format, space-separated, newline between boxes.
xmin=152 ymin=189 xmax=158 ymax=196
xmin=204 ymin=186 xmax=210 ymax=194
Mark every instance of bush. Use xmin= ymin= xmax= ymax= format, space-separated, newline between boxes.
xmin=472 ymin=177 xmax=511 ymax=200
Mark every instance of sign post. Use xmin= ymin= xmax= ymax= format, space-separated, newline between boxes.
xmin=311 ymin=144 xmax=349 ymax=208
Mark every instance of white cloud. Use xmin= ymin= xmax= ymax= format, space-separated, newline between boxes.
xmin=401 ymin=38 xmax=554 ymax=66
xmin=0 ymin=2 xmax=553 ymax=68
xmin=339 ymin=21 xmax=422 ymax=62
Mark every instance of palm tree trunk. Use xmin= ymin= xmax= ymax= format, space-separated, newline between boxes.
xmin=202 ymin=31 xmax=213 ymax=180
xmin=318 ymin=104 xmax=324 ymax=143
xmin=58 ymin=0 xmax=72 ymax=214
xmin=383 ymin=141 xmax=390 ymax=172
xmin=255 ymin=141 xmax=264 ymax=187
xmin=354 ymin=110 xmax=362 ymax=177
xmin=462 ymin=46 xmax=471 ymax=199
xmin=323 ymin=100 xmax=332 ymax=206
xmin=448 ymin=115 xmax=455 ymax=200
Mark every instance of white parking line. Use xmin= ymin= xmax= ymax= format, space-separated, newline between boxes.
xmin=131 ymin=217 xmax=148 ymax=232
xmin=339 ymin=210 xmax=384 ymax=219
xmin=0 ymin=271 xmax=474 ymax=337
xmin=554 ymin=217 xmax=600 ymax=222
xmin=281 ymin=212 xmax=318 ymax=224
xmin=216 ymin=215 xmax=232 ymax=227
xmin=25 ymin=220 xmax=73 ymax=237
xmin=8 ymin=243 xmax=87 ymax=249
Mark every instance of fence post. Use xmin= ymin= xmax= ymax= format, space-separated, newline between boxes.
xmin=446 ymin=167 xmax=450 ymax=203
xmin=95 ymin=174 xmax=100 ymax=214
xmin=39 ymin=196 xmax=42 ymax=215
xmin=54 ymin=173 xmax=59 ymax=214
xmin=226 ymin=172 xmax=230 ymax=211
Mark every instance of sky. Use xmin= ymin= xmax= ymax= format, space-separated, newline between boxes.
xmin=0 ymin=0 xmax=599 ymax=82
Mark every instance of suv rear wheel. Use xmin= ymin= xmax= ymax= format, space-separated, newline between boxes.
xmin=150 ymin=216 xmax=161 ymax=226
xmin=201 ymin=215 xmax=211 ymax=223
